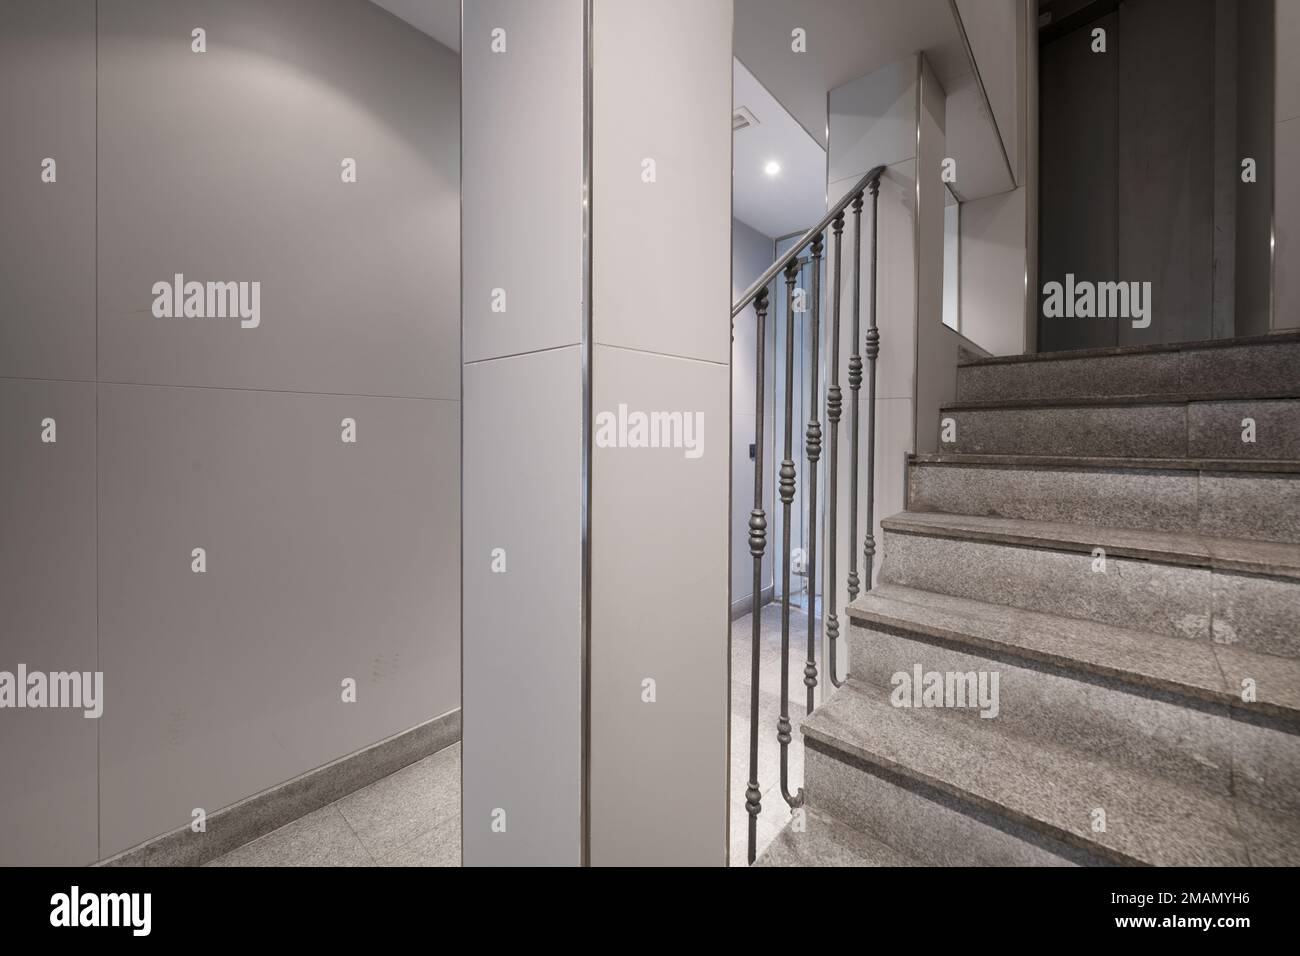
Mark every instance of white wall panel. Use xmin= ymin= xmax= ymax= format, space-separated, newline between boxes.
xmin=589 ymin=0 xmax=733 ymax=866
xmin=460 ymin=0 xmax=586 ymax=866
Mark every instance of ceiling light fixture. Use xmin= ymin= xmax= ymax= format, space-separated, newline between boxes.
xmin=764 ymin=160 xmax=781 ymax=177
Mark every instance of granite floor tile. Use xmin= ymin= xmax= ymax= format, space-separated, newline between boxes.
xmin=206 ymin=742 xmax=462 ymax=867
xmin=336 ymin=743 xmax=460 ymax=861
xmin=729 ymin=643 xmax=813 ymax=865
xmin=205 ymin=806 xmax=372 ymax=867
xmin=729 ymin=681 xmax=806 ymax=800
xmin=377 ymin=814 xmax=460 ymax=867
xmin=729 ymin=778 xmax=796 ymax=867
xmin=757 ymin=809 xmax=914 ymax=867
xmin=729 ymin=601 xmax=832 ymax=865
xmin=732 ymin=604 xmax=823 ymax=706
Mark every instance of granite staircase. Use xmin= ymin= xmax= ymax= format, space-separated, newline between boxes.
xmin=760 ymin=332 xmax=1300 ymax=866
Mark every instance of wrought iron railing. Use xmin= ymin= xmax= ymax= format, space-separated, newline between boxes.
xmin=732 ymin=165 xmax=884 ymax=864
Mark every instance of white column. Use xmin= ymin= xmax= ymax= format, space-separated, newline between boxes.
xmin=588 ymin=0 xmax=734 ymax=866
xmin=462 ymin=0 xmax=734 ymax=867
xmin=461 ymin=0 xmax=586 ymax=866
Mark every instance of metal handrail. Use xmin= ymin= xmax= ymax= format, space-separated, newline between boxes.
xmin=735 ymin=164 xmax=885 ymax=865
xmin=731 ymin=165 xmax=885 ymax=318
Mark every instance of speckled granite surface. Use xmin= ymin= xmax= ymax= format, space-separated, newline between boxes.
xmin=844 ymin=587 xmax=1300 ymax=814
xmin=908 ymin=458 xmax=1300 ymax=545
xmin=845 ymin=584 xmax=1300 ymax=718
xmin=756 ymin=807 xmax=912 ymax=867
xmin=772 ymin=335 xmax=1300 ymax=867
xmin=877 ymin=518 xmax=1300 ymax=656
xmin=943 ymin=398 xmax=1300 ymax=460
xmin=800 ymin=681 xmax=1300 ymax=866
xmin=955 ymin=333 xmax=1300 ymax=403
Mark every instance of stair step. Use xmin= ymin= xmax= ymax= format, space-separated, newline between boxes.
xmin=801 ymin=679 xmax=1300 ymax=866
xmin=845 ymin=584 xmax=1300 ymax=810
xmin=909 ymin=454 xmax=1300 ymax=545
xmin=884 ymin=510 xmax=1300 ymax=579
xmin=946 ymin=391 xmax=1300 ymax=411
xmin=873 ymin=512 xmax=1300 ymax=660
xmin=755 ymin=807 xmax=913 ymax=867
xmin=879 ymin=512 xmax=1300 ymax=657
xmin=913 ymin=453 xmax=1300 ymax=473
xmin=956 ymin=331 xmax=1300 ymax=404
xmin=849 ymin=583 xmax=1300 ymax=721
xmin=939 ymin=398 xmax=1300 ymax=460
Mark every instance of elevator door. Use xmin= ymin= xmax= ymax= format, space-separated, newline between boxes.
xmin=1039 ymin=0 xmax=1218 ymax=351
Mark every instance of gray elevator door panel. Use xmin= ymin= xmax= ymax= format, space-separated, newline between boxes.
xmin=1039 ymin=12 xmax=1119 ymax=353
xmin=1117 ymin=0 xmax=1214 ymax=346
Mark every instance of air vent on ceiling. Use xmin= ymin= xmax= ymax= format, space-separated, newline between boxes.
xmin=733 ymin=105 xmax=760 ymax=132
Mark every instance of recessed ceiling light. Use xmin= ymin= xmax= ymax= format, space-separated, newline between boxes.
xmin=764 ymin=160 xmax=781 ymax=177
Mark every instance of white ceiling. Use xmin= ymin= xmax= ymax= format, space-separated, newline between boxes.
xmin=735 ymin=0 xmax=972 ymax=148
xmin=733 ymin=59 xmax=827 ymax=239
xmin=736 ymin=0 xmax=1019 ymax=202
xmin=368 ymin=0 xmax=1017 ymax=219
xmin=370 ymin=0 xmax=461 ymax=51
